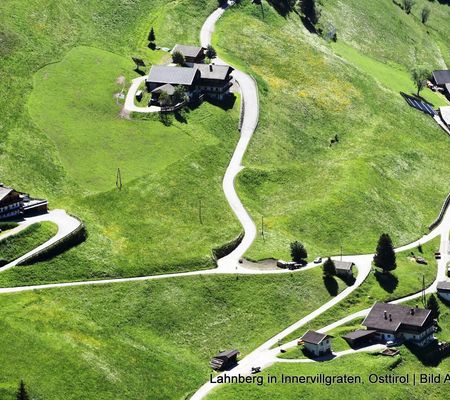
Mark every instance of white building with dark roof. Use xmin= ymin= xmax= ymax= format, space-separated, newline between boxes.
xmin=194 ymin=63 xmax=234 ymax=100
xmin=0 ymin=185 xmax=22 ymax=220
xmin=362 ymin=302 xmax=435 ymax=347
xmin=300 ymin=330 xmax=333 ymax=357
xmin=432 ymin=70 xmax=450 ymax=99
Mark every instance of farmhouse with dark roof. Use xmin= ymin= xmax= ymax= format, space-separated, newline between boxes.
xmin=145 ymin=61 xmax=234 ymax=105
xmin=172 ymin=44 xmax=205 ymax=64
xmin=432 ymin=70 xmax=450 ymax=99
xmin=300 ymin=330 xmax=333 ymax=357
xmin=0 ymin=183 xmax=48 ymax=221
xmin=362 ymin=302 xmax=435 ymax=347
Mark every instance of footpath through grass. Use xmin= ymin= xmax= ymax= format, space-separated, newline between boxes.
xmin=0 ymin=222 xmax=58 ymax=266
xmin=0 ymin=268 xmax=345 ymax=399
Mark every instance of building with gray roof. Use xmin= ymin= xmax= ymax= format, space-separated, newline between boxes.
xmin=362 ymin=302 xmax=435 ymax=347
xmin=172 ymin=44 xmax=205 ymax=63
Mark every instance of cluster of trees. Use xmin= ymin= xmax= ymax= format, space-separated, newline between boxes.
xmin=262 ymin=1 xmax=337 ymax=41
xmin=393 ymin=0 xmax=431 ymax=24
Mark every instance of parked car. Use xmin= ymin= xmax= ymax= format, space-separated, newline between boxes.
xmin=386 ymin=340 xmax=396 ymax=347
xmin=435 ymin=252 xmax=441 ymax=259
xmin=416 ymin=257 xmax=428 ymax=265
xmin=314 ymin=257 xmax=322 ymax=264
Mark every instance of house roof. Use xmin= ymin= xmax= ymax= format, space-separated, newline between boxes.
xmin=194 ymin=63 xmax=234 ymax=81
xmin=301 ymin=330 xmax=332 ymax=345
xmin=440 ymin=106 xmax=450 ymax=126
xmin=0 ymin=186 xmax=13 ymax=202
xmin=151 ymin=83 xmax=175 ymax=96
xmin=334 ymin=260 xmax=354 ymax=271
xmin=172 ymin=44 xmax=204 ymax=59
xmin=342 ymin=329 xmax=377 ymax=342
xmin=147 ymin=65 xmax=199 ymax=86
xmin=362 ymin=302 xmax=431 ymax=333
xmin=433 ymin=70 xmax=450 ymax=86
xmin=437 ymin=281 xmax=450 ymax=292
xmin=215 ymin=349 xmax=239 ymax=359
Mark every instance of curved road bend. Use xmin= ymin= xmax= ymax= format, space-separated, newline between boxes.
xmin=0 ymin=210 xmax=81 ymax=274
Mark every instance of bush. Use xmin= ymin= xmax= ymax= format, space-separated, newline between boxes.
xmin=290 ymin=241 xmax=307 ymax=263
xmin=172 ymin=51 xmax=185 ymax=65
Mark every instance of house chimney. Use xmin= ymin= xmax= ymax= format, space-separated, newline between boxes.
xmin=389 ymin=314 xmax=392 ymax=321
xmin=209 ymin=64 xmax=213 ymax=72
xmin=384 ymin=310 xmax=387 ymax=319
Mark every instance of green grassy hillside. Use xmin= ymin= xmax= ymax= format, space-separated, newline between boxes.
xmin=0 ymin=0 xmax=243 ymax=284
xmin=0 ymin=269 xmax=345 ymax=399
xmin=214 ymin=1 xmax=450 ymax=262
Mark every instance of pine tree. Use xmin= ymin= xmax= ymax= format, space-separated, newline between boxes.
xmin=148 ymin=27 xmax=156 ymax=42
xmin=374 ymin=233 xmax=396 ymax=273
xmin=16 ymin=380 xmax=29 ymax=400
xmin=427 ymin=294 xmax=440 ymax=320
xmin=322 ymin=257 xmax=336 ymax=277
xmin=290 ymin=241 xmax=308 ymax=263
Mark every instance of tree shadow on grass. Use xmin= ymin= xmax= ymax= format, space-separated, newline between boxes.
xmin=337 ymin=274 xmax=356 ymax=287
xmin=323 ymin=275 xmax=339 ymax=296
xmin=374 ymin=271 xmax=399 ymax=293
xmin=133 ymin=68 xmax=146 ymax=77
xmin=405 ymin=342 xmax=442 ymax=367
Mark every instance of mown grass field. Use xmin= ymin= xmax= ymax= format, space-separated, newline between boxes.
xmin=0 ymin=222 xmax=57 ymax=266
xmin=0 ymin=0 xmax=244 ymax=285
xmin=214 ymin=1 xmax=450 ymax=263
xmin=0 ymin=269 xmax=345 ymax=399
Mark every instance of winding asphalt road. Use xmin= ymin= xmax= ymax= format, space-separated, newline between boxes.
xmin=1 ymin=3 xmax=449 ymax=400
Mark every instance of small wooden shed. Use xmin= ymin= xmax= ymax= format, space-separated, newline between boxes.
xmin=210 ymin=349 xmax=240 ymax=371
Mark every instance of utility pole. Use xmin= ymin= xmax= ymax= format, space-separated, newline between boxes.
xmin=261 ymin=215 xmax=265 ymax=240
xmin=422 ymin=274 xmax=426 ymax=307
xmin=116 ymin=168 xmax=122 ymax=190
xmin=199 ymin=199 xmax=203 ymax=225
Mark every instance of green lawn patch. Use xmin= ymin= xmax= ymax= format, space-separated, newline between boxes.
xmin=0 ymin=222 xmax=58 ymax=266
